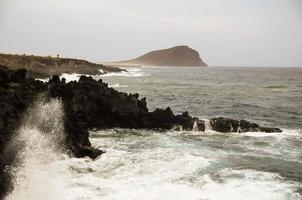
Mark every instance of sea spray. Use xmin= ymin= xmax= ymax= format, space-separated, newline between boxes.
xmin=5 ymin=98 xmax=69 ymax=200
xmin=204 ymin=119 xmax=213 ymax=132
xmin=192 ymin=120 xmax=198 ymax=131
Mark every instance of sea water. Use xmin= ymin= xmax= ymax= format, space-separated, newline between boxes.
xmin=6 ymin=67 xmax=302 ymax=200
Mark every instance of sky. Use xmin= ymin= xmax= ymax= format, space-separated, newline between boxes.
xmin=0 ymin=0 xmax=301 ymax=67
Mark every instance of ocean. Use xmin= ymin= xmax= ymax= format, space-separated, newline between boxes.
xmin=6 ymin=67 xmax=302 ymax=200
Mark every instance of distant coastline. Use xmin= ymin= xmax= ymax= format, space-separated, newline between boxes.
xmin=0 ymin=53 xmax=123 ymax=79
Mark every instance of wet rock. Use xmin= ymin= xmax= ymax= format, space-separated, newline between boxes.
xmin=210 ymin=117 xmax=240 ymax=132
xmin=174 ymin=111 xmax=195 ymax=131
xmin=259 ymin=126 xmax=282 ymax=133
xmin=77 ymin=146 xmax=105 ymax=160
xmin=196 ymin=120 xmax=206 ymax=131
xmin=144 ymin=107 xmax=175 ymax=129
xmin=209 ymin=117 xmax=282 ymax=133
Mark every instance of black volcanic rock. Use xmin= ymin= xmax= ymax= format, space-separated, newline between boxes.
xmin=0 ymin=67 xmax=47 ymax=199
xmin=208 ymin=117 xmax=282 ymax=133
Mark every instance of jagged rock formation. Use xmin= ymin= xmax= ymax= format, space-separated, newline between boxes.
xmin=0 ymin=53 xmax=122 ymax=79
xmin=193 ymin=117 xmax=282 ymax=133
xmin=108 ymin=46 xmax=207 ymax=67
xmin=0 ymin=65 xmax=281 ymax=199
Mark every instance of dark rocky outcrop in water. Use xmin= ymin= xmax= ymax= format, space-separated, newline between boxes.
xmin=0 ymin=53 xmax=123 ymax=79
xmin=0 ymin=65 xmax=281 ymax=199
xmin=108 ymin=46 xmax=208 ymax=67
xmin=196 ymin=117 xmax=282 ymax=133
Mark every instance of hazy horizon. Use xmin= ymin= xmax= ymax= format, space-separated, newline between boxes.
xmin=0 ymin=0 xmax=302 ymax=67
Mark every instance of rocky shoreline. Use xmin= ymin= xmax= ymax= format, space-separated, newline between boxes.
xmin=0 ymin=53 xmax=123 ymax=79
xmin=0 ymin=65 xmax=281 ymax=199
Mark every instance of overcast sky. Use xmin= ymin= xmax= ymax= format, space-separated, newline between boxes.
xmin=0 ymin=0 xmax=301 ymax=67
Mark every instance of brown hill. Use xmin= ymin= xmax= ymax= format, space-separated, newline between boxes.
xmin=0 ymin=53 xmax=122 ymax=78
xmin=108 ymin=46 xmax=207 ymax=67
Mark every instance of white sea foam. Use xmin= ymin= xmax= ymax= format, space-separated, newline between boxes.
xmin=34 ymin=74 xmax=83 ymax=83
xmin=238 ymin=128 xmax=301 ymax=138
xmin=192 ymin=120 xmax=198 ymax=131
xmin=5 ymin=127 xmax=301 ymax=200
xmin=60 ymin=73 xmax=84 ymax=82
xmin=198 ymin=169 xmax=301 ymax=200
xmin=204 ymin=119 xmax=213 ymax=131
xmin=101 ymin=68 xmax=147 ymax=77
xmin=35 ymin=78 xmax=49 ymax=82
xmin=55 ymin=130 xmax=301 ymax=200
xmin=35 ymin=68 xmax=146 ymax=83
xmin=5 ymin=98 xmax=72 ymax=200
xmin=108 ymin=83 xmax=128 ymax=88
xmin=123 ymin=68 xmax=141 ymax=72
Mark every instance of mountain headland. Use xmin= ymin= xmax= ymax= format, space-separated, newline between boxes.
xmin=0 ymin=53 xmax=123 ymax=79
xmin=103 ymin=45 xmax=208 ymax=67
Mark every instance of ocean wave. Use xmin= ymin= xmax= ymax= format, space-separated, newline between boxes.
xmin=34 ymin=73 xmax=84 ymax=83
xmin=35 ymin=78 xmax=49 ymax=82
xmin=60 ymin=73 xmax=85 ymax=82
xmin=197 ymin=168 xmax=301 ymax=200
xmin=64 ymin=130 xmax=301 ymax=200
xmin=8 ymin=127 xmax=301 ymax=200
xmin=167 ymin=129 xmax=302 ymax=139
xmin=108 ymin=83 xmax=128 ymax=88
xmin=101 ymin=68 xmax=147 ymax=77
xmin=238 ymin=128 xmax=301 ymax=138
